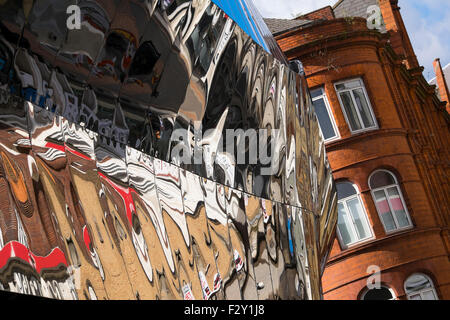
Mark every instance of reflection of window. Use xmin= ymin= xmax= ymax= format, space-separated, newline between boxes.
xmin=369 ymin=170 xmax=412 ymax=233
xmin=361 ymin=286 xmax=396 ymax=300
xmin=128 ymin=41 xmax=160 ymax=77
xmin=186 ymin=4 xmax=227 ymax=77
xmin=335 ymin=79 xmax=377 ymax=133
xmin=310 ymin=87 xmax=339 ymax=141
xmin=0 ymin=225 xmax=3 ymax=248
xmin=336 ymin=182 xmax=373 ymax=247
xmin=405 ymin=273 xmax=439 ymax=300
xmin=67 ymin=238 xmax=81 ymax=267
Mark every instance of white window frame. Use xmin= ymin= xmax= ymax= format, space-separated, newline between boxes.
xmin=336 ymin=182 xmax=374 ymax=249
xmin=369 ymin=170 xmax=413 ymax=235
xmin=404 ymin=273 xmax=439 ymax=300
xmin=310 ymin=87 xmax=340 ymax=142
xmin=334 ymin=78 xmax=378 ymax=134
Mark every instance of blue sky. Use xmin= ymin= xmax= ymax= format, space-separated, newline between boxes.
xmin=253 ymin=0 xmax=450 ymax=80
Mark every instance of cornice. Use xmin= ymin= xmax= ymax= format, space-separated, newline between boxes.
xmin=325 ymin=128 xmax=409 ymax=151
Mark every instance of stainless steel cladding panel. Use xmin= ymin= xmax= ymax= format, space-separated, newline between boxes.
xmin=0 ymin=0 xmax=337 ymax=300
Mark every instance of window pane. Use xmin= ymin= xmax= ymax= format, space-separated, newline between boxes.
xmin=335 ymin=83 xmax=346 ymax=91
xmin=337 ymin=182 xmax=357 ymax=200
xmin=347 ymin=198 xmax=371 ymax=240
xmin=339 ymin=91 xmax=362 ymax=131
xmin=405 ymin=273 xmax=439 ymax=300
xmin=310 ymin=88 xmax=322 ymax=99
xmin=337 ymin=80 xmax=361 ymax=91
xmin=387 ymin=187 xmax=410 ymax=228
xmin=405 ymin=274 xmax=432 ymax=293
xmin=337 ymin=203 xmax=356 ymax=245
xmin=346 ymin=79 xmax=361 ymax=89
xmin=373 ymin=190 xmax=396 ymax=231
xmin=370 ymin=171 xmax=396 ymax=189
xmin=422 ymin=290 xmax=437 ymax=300
xmin=313 ymin=97 xmax=337 ymax=140
xmin=363 ymin=288 xmax=394 ymax=300
xmin=353 ymin=88 xmax=375 ymax=128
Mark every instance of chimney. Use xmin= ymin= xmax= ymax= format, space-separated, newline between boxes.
xmin=433 ymin=58 xmax=450 ymax=113
xmin=297 ymin=6 xmax=335 ymax=21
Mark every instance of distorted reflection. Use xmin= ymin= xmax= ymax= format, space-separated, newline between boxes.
xmin=0 ymin=0 xmax=337 ymax=300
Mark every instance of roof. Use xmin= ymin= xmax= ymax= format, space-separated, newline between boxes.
xmin=263 ymin=18 xmax=313 ymax=36
xmin=334 ymin=0 xmax=379 ymax=18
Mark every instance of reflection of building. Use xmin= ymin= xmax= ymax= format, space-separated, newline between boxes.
xmin=0 ymin=1 xmax=337 ymax=300
xmin=266 ymin=0 xmax=450 ymax=300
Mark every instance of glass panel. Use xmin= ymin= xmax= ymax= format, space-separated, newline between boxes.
xmin=405 ymin=274 xmax=432 ymax=293
xmin=409 ymin=293 xmax=422 ymax=300
xmin=387 ymin=187 xmax=410 ymax=228
xmin=345 ymin=80 xmax=361 ymax=89
xmin=337 ymin=203 xmax=356 ymax=246
xmin=363 ymin=288 xmax=393 ymax=300
xmin=421 ymin=290 xmax=437 ymax=300
xmin=313 ymin=97 xmax=337 ymax=140
xmin=347 ymin=198 xmax=371 ymax=240
xmin=336 ymin=80 xmax=360 ymax=91
xmin=373 ymin=190 xmax=396 ymax=231
xmin=370 ymin=171 xmax=396 ymax=189
xmin=310 ymin=88 xmax=323 ymax=99
xmin=352 ymin=88 xmax=375 ymax=128
xmin=339 ymin=91 xmax=362 ymax=131
xmin=336 ymin=182 xmax=357 ymax=200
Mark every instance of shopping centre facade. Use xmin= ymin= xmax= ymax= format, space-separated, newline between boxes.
xmin=0 ymin=0 xmax=337 ymax=300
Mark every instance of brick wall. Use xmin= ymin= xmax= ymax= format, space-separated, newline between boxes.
xmin=274 ymin=10 xmax=450 ymax=300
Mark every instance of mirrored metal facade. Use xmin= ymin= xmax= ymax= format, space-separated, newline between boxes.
xmin=0 ymin=0 xmax=337 ymax=300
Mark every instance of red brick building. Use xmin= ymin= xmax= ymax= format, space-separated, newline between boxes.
xmin=266 ymin=0 xmax=450 ymax=300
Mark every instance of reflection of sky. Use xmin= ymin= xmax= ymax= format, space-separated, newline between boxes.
xmin=252 ymin=0 xmax=450 ymax=80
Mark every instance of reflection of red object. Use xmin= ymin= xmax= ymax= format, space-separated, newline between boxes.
xmin=213 ymin=273 xmax=222 ymax=292
xmin=182 ymin=284 xmax=194 ymax=300
xmin=45 ymin=142 xmax=93 ymax=161
xmin=44 ymin=142 xmax=65 ymax=153
xmin=97 ymin=60 xmax=114 ymax=68
xmin=199 ymin=271 xmax=211 ymax=300
xmin=98 ymin=172 xmax=136 ymax=226
xmin=122 ymin=56 xmax=132 ymax=70
xmin=83 ymin=225 xmax=92 ymax=252
xmin=234 ymin=250 xmax=244 ymax=272
xmin=64 ymin=144 xmax=92 ymax=161
xmin=0 ymin=241 xmax=68 ymax=274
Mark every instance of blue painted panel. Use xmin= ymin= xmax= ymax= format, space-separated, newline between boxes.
xmin=212 ymin=0 xmax=269 ymax=51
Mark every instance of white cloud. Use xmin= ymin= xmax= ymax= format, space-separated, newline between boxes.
xmin=252 ymin=0 xmax=334 ymax=19
xmin=401 ymin=1 xmax=450 ymax=80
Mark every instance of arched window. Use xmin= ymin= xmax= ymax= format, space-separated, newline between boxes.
xmin=361 ymin=286 xmax=396 ymax=300
xmin=336 ymin=182 xmax=373 ymax=247
xmin=404 ymin=273 xmax=439 ymax=300
xmin=369 ymin=170 xmax=412 ymax=233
